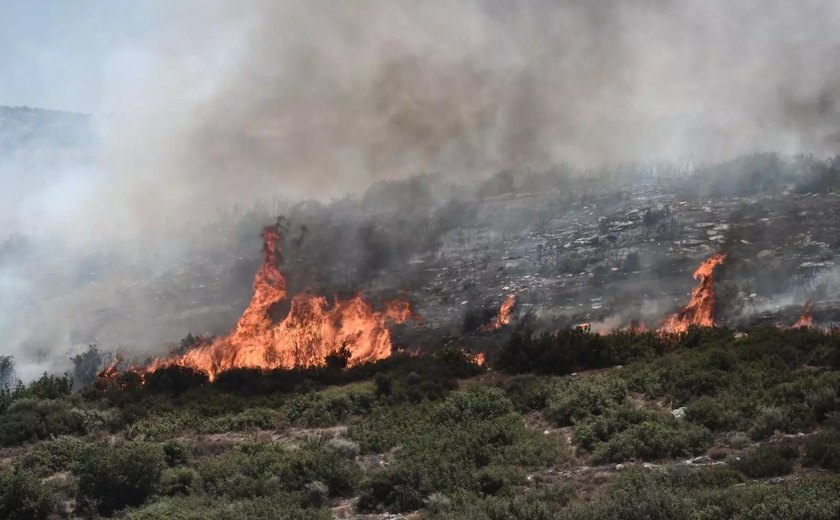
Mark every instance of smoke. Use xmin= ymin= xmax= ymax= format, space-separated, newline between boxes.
xmin=90 ymin=0 xmax=840 ymax=226
xmin=5 ymin=0 xmax=840 ymax=378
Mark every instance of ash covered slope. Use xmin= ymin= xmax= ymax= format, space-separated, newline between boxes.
xmin=279 ymin=154 xmax=840 ymax=341
xmin=6 ymin=148 xmax=840 ymax=372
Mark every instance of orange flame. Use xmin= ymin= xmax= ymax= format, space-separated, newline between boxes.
xmin=791 ymin=300 xmax=815 ymax=328
xmin=482 ymin=294 xmax=516 ymax=331
xmin=97 ymin=356 xmax=122 ymax=381
xmin=626 ymin=319 xmax=647 ymax=333
xmin=470 ymin=351 xmax=487 ymax=366
xmin=140 ymin=222 xmax=418 ymax=380
xmin=659 ymin=253 xmax=726 ymax=334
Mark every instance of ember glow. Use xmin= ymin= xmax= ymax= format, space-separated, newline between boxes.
xmin=792 ymin=300 xmax=815 ymax=329
xmin=138 ymin=222 xmax=417 ymax=380
xmin=626 ymin=319 xmax=647 ymax=333
xmin=659 ymin=253 xmax=726 ymax=334
xmin=482 ymin=294 xmax=516 ymax=331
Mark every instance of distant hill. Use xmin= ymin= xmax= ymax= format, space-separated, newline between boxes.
xmin=0 ymin=105 xmax=94 ymax=155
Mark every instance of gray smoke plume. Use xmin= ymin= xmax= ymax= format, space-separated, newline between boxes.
xmin=4 ymin=0 xmax=840 ymax=378
xmin=82 ymin=0 xmax=840 ymax=235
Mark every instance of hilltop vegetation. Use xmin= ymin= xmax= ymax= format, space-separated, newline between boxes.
xmin=1 ymin=326 xmax=840 ymax=518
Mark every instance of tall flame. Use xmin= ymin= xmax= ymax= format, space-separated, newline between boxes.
xmin=482 ymin=294 xmax=516 ymax=331
xmin=659 ymin=253 xmax=726 ymax=334
xmin=791 ymin=300 xmax=815 ymax=329
xmin=141 ymin=222 xmax=417 ymax=380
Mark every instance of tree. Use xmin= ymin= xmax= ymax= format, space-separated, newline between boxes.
xmin=0 ymin=356 xmax=15 ymax=388
xmin=70 ymin=345 xmax=103 ymax=388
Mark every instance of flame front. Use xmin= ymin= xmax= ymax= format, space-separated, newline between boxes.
xmin=141 ymin=223 xmax=417 ymax=380
xmin=792 ymin=300 xmax=815 ymax=328
xmin=482 ymin=294 xmax=516 ymax=331
xmin=659 ymin=253 xmax=726 ymax=334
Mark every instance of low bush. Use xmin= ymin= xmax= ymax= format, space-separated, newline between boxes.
xmin=731 ymin=442 xmax=799 ymax=478
xmin=594 ymin=417 xmax=711 ymax=462
xmin=357 ymin=387 xmax=565 ymax=513
xmin=0 ymin=470 xmax=55 ymax=520
xmin=545 ymin=377 xmax=628 ymax=426
xmin=804 ymin=431 xmax=840 ymax=471
xmin=0 ymin=397 xmax=95 ymax=446
xmin=72 ymin=441 xmax=167 ymax=515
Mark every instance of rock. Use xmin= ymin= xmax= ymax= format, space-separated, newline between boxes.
xmin=672 ymin=407 xmax=686 ymax=419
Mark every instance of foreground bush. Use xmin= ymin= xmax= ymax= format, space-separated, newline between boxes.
xmin=0 ymin=397 xmax=95 ymax=446
xmin=804 ymin=431 xmax=840 ymax=471
xmin=0 ymin=470 xmax=55 ymax=520
xmin=357 ymin=387 xmax=565 ymax=513
xmin=72 ymin=442 xmax=166 ymax=515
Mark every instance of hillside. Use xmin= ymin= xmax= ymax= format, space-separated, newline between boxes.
xmin=1 ymin=326 xmax=839 ymax=519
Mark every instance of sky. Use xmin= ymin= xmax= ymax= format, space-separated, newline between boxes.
xmin=0 ymin=1 xmax=153 ymax=112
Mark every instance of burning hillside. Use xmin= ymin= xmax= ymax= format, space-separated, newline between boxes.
xmin=137 ymin=220 xmax=417 ymax=380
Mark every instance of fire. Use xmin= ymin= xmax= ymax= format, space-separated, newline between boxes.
xmin=139 ymin=221 xmax=417 ymax=380
xmin=659 ymin=253 xmax=726 ymax=334
xmin=482 ymin=294 xmax=516 ymax=331
xmin=97 ymin=356 xmax=122 ymax=381
xmin=792 ymin=300 xmax=815 ymax=328
xmin=469 ymin=351 xmax=487 ymax=366
xmin=626 ymin=319 xmax=647 ymax=333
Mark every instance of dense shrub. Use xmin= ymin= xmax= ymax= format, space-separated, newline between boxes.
xmin=72 ymin=442 xmax=167 ymax=515
xmin=283 ymin=383 xmax=374 ymax=427
xmin=143 ymin=366 xmax=209 ymax=396
xmin=163 ymin=440 xmax=190 ymax=467
xmin=731 ymin=443 xmax=799 ymax=478
xmin=357 ymin=387 xmax=565 ymax=513
xmin=198 ymin=439 xmax=361 ymax=500
xmin=804 ymin=431 xmax=840 ymax=471
xmin=0 ymin=470 xmax=55 ymax=520
xmin=685 ymin=395 xmax=738 ymax=431
xmin=17 ymin=435 xmax=84 ymax=477
xmin=160 ymin=467 xmax=201 ymax=496
xmin=0 ymin=397 xmax=94 ymax=446
xmin=594 ymin=417 xmax=711 ymax=462
xmin=545 ymin=377 xmax=628 ymax=426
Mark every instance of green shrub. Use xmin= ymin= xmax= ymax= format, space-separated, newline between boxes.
xmin=303 ymin=481 xmax=329 ymax=507
xmin=731 ymin=443 xmax=798 ymax=478
xmin=0 ymin=398 xmax=94 ymax=446
xmin=545 ymin=377 xmax=628 ymax=426
xmin=160 ymin=467 xmax=201 ymax=496
xmin=163 ymin=440 xmax=190 ymax=467
xmin=126 ymin=411 xmax=200 ymax=440
xmin=0 ymin=470 xmax=55 ymax=520
xmin=357 ymin=387 xmax=565 ymax=513
xmin=574 ymin=406 xmax=655 ymax=452
xmin=595 ymin=417 xmax=711 ymax=462
xmin=685 ymin=395 xmax=737 ymax=430
xmin=198 ymin=440 xmax=361 ymax=500
xmin=283 ymin=383 xmax=374 ymax=427
xmin=17 ymin=435 xmax=84 ymax=477
xmin=204 ymin=407 xmax=283 ymax=433
xmin=749 ymin=406 xmax=789 ymax=440
xmin=72 ymin=441 xmax=166 ymax=515
xmin=804 ymin=431 xmax=840 ymax=471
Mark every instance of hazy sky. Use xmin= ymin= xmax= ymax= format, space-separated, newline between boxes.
xmin=0 ymin=1 xmax=157 ymax=112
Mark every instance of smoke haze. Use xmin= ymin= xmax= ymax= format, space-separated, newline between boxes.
xmin=4 ymin=0 xmax=840 ymax=378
